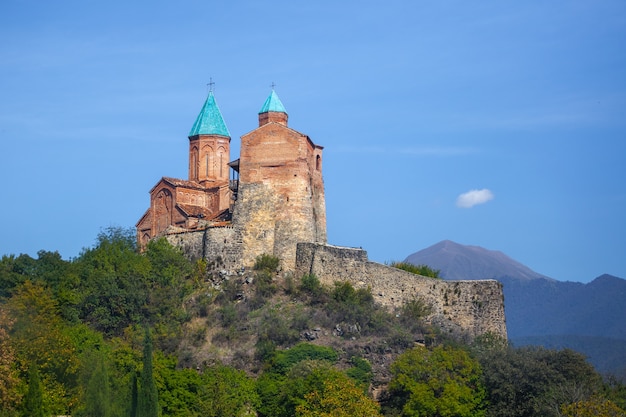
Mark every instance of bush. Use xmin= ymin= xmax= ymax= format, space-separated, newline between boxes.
xmin=401 ymin=297 xmax=432 ymax=322
xmin=255 ymin=270 xmax=277 ymax=298
xmin=389 ymin=261 xmax=441 ymax=278
xmin=254 ymin=254 xmax=280 ymax=273
xmin=299 ymin=273 xmax=322 ymax=293
xmin=271 ymin=343 xmax=338 ymax=374
xmin=346 ymin=356 xmax=373 ymax=388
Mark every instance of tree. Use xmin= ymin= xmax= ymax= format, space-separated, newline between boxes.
xmin=130 ymin=371 xmax=138 ymax=417
xmin=22 ymin=364 xmax=44 ymax=417
xmin=386 ymin=345 xmax=486 ymax=417
xmin=138 ymin=328 xmax=159 ymax=417
xmin=0 ymin=306 xmax=21 ymax=415
xmin=8 ymin=281 xmax=79 ymax=413
xmin=258 ymin=361 xmax=379 ymax=417
xmin=474 ymin=345 xmax=604 ymax=417
xmin=76 ymin=352 xmax=111 ymax=417
xmin=197 ymin=365 xmax=259 ymax=417
xmin=295 ymin=370 xmax=382 ymax=417
xmin=561 ymin=396 xmax=626 ymax=417
xmin=75 ymin=227 xmax=150 ymax=336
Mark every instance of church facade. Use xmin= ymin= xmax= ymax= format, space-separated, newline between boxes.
xmin=136 ymin=89 xmax=327 ymax=271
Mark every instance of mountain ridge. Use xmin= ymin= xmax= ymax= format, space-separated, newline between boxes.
xmin=404 ymin=239 xmax=553 ymax=282
xmin=403 ymin=240 xmax=626 ymax=375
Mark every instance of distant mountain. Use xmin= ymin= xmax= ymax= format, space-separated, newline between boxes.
xmin=404 ymin=240 xmax=552 ymax=281
xmin=404 ymin=241 xmax=626 ymax=375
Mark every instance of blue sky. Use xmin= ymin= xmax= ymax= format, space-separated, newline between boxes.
xmin=1 ymin=1 xmax=625 ymax=283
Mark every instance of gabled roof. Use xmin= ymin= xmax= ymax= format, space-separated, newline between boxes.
xmin=259 ymin=90 xmax=287 ymax=114
xmin=189 ymin=91 xmax=230 ymax=137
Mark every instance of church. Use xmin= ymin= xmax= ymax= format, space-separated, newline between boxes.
xmin=136 ymin=88 xmax=327 ymax=271
xmin=135 ymin=86 xmax=508 ymax=340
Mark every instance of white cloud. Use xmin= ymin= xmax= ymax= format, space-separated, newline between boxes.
xmin=456 ymin=188 xmax=494 ymax=208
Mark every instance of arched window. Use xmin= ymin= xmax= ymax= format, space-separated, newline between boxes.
xmin=191 ymin=147 xmax=199 ymax=180
xmin=201 ymin=145 xmax=214 ymax=179
xmin=316 ymin=155 xmax=321 ymax=171
xmin=155 ymin=188 xmax=173 ymax=234
xmin=217 ymin=146 xmax=226 ymax=179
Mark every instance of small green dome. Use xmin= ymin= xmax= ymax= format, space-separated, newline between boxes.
xmin=189 ymin=91 xmax=230 ymax=137
xmin=259 ymin=90 xmax=287 ymax=114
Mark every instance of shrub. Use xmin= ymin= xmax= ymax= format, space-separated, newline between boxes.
xmin=401 ymin=297 xmax=432 ymax=322
xmin=255 ymin=270 xmax=277 ymax=298
xmin=271 ymin=343 xmax=338 ymax=374
xmin=254 ymin=254 xmax=280 ymax=273
xmin=346 ymin=356 xmax=373 ymax=388
xmin=389 ymin=261 xmax=441 ymax=278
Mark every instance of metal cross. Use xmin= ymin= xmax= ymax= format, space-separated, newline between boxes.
xmin=207 ymin=77 xmax=215 ymax=92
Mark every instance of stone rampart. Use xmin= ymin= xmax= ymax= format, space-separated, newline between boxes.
xmin=166 ymin=226 xmax=243 ymax=274
xmin=296 ymin=242 xmax=507 ymax=340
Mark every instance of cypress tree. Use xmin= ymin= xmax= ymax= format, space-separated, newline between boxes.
xmin=137 ymin=328 xmax=159 ymax=417
xmin=23 ymin=364 xmax=44 ymax=417
xmin=83 ymin=354 xmax=111 ymax=417
xmin=129 ymin=371 xmax=138 ymax=417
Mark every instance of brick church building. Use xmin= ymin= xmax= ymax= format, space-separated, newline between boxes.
xmin=136 ymin=88 xmax=327 ymax=270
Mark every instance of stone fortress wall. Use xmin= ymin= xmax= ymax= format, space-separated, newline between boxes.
xmin=295 ymin=243 xmax=507 ymax=340
xmin=166 ymin=229 xmax=508 ymax=341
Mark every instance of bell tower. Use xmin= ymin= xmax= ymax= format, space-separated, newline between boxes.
xmin=188 ymin=89 xmax=231 ymax=184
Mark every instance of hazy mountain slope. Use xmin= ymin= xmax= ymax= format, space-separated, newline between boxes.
xmin=404 ymin=241 xmax=626 ymax=340
xmin=404 ymin=239 xmax=552 ymax=281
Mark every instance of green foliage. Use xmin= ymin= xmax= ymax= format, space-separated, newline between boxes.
xmin=298 ymin=273 xmax=325 ymax=301
xmin=326 ymin=281 xmax=386 ymax=337
xmin=252 ymin=270 xmax=278 ymax=305
xmin=74 ymin=228 xmax=194 ymax=350
xmin=258 ymin=361 xmax=380 ymax=417
xmin=0 ymin=307 xmax=21 ymax=415
xmin=389 ymin=261 xmax=441 ymax=278
xmin=254 ymin=254 xmax=280 ymax=273
xmin=75 ymin=352 xmax=111 ymax=417
xmin=560 ymin=395 xmax=626 ymax=417
xmin=400 ymin=297 xmax=432 ymax=322
xmin=22 ymin=364 xmax=44 ymax=417
xmin=4 ymin=227 xmax=623 ymax=417
xmin=8 ymin=281 xmax=79 ymax=412
xmin=386 ymin=345 xmax=486 ymax=417
xmin=197 ymin=365 xmax=259 ymax=417
xmin=346 ymin=356 xmax=373 ymax=388
xmin=271 ymin=343 xmax=338 ymax=374
xmin=475 ymin=345 xmax=604 ymax=417
xmin=152 ymin=353 xmax=202 ymax=417
xmin=256 ymin=305 xmax=302 ymax=347
xmin=138 ymin=329 xmax=159 ymax=417
xmin=295 ymin=369 xmax=383 ymax=417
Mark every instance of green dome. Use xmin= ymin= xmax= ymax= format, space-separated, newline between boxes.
xmin=189 ymin=91 xmax=230 ymax=137
xmin=259 ymin=90 xmax=287 ymax=114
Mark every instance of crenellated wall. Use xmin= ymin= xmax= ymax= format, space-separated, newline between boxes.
xmin=296 ymin=242 xmax=507 ymax=340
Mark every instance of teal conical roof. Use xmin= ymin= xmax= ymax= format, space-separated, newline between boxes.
xmin=259 ymin=90 xmax=287 ymax=114
xmin=189 ymin=91 xmax=230 ymax=137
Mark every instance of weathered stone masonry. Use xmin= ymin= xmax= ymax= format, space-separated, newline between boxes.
xmin=296 ymin=243 xmax=507 ymax=340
